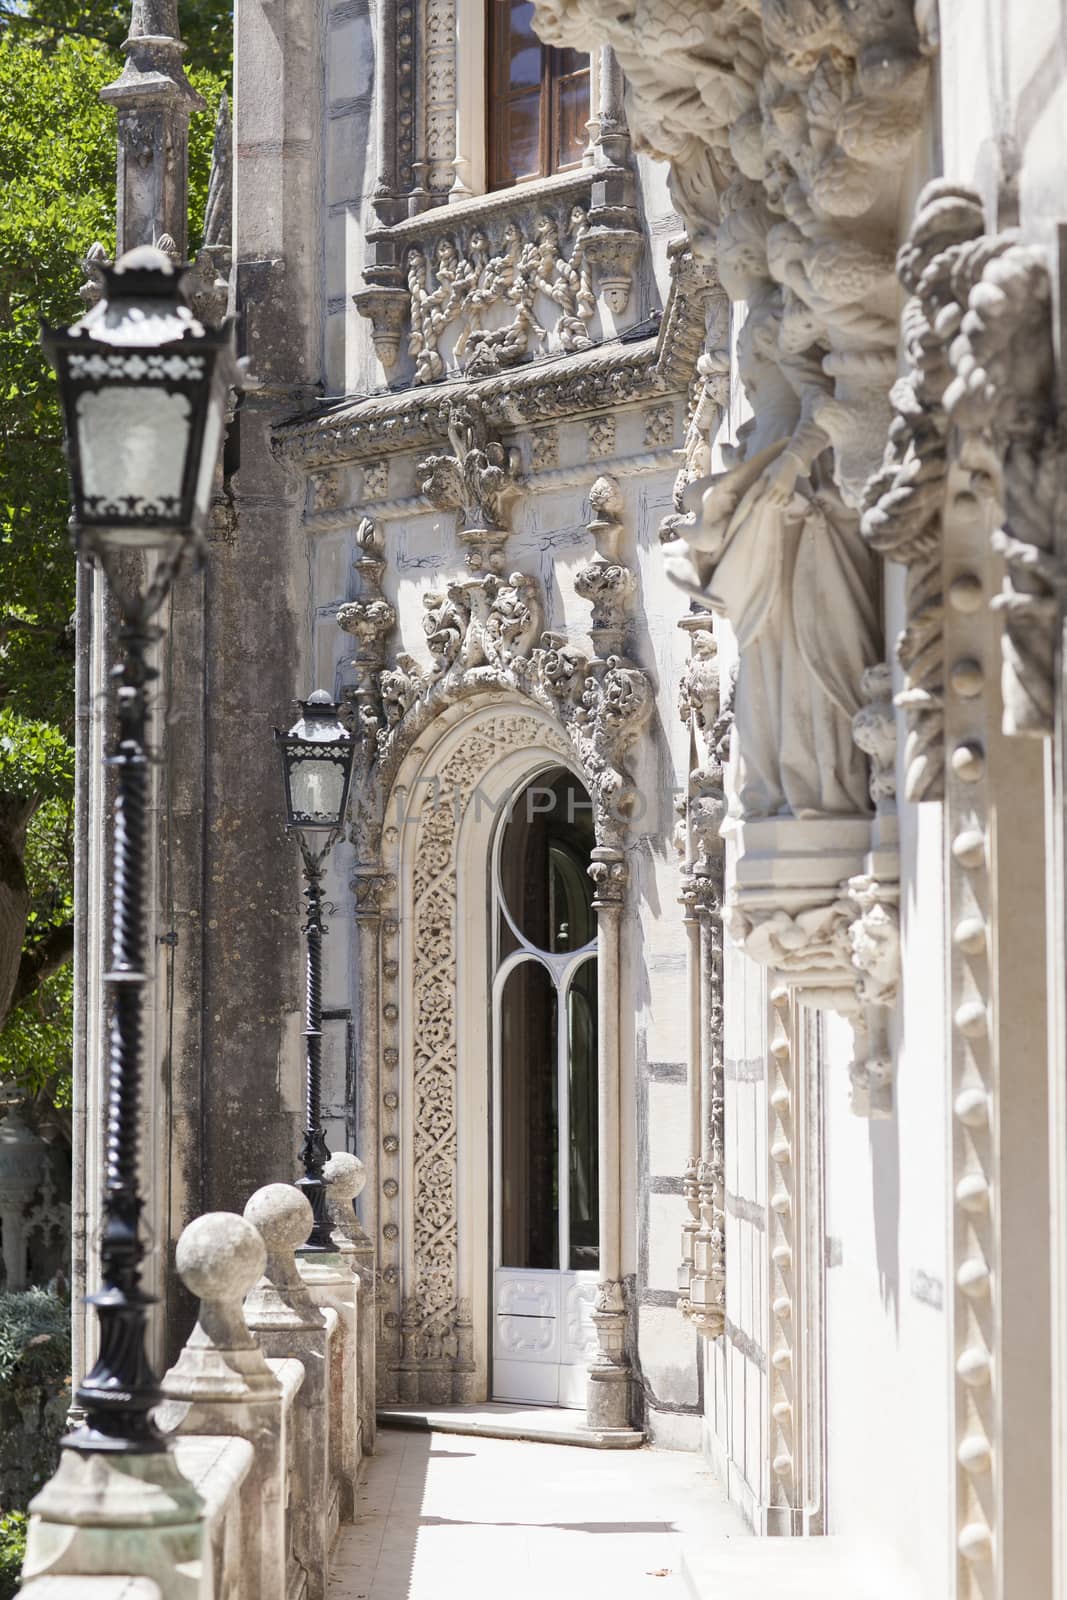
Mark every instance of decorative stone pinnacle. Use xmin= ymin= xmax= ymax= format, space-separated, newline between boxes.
xmin=101 ymin=0 xmax=203 ymax=109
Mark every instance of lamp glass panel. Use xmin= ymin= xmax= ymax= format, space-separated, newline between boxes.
xmin=289 ymin=755 xmax=345 ymax=824
xmin=76 ymin=385 xmax=190 ymax=530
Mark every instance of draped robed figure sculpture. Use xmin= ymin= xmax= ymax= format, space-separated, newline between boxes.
xmin=663 ymin=197 xmax=880 ymax=826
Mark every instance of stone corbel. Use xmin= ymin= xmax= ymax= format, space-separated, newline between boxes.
xmin=581 ymin=219 xmax=641 ymax=316
xmin=352 ymin=285 xmax=409 ymax=371
xmin=417 ymin=397 xmax=523 ymax=572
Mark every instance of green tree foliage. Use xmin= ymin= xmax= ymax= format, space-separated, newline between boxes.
xmin=0 ymin=0 xmax=231 ymax=75
xmin=0 ymin=1513 xmax=27 ymax=1600
xmin=0 ymin=30 xmax=226 ymax=1105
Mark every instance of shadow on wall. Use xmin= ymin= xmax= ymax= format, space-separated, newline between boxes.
xmin=869 ymin=1109 xmax=900 ymax=1331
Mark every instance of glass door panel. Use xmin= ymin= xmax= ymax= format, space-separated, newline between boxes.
xmin=499 ymin=958 xmax=558 ymax=1271
xmin=567 ymin=956 xmax=598 ymax=1271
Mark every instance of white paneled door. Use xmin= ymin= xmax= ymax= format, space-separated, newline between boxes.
xmin=493 ymin=1268 xmax=598 ymax=1406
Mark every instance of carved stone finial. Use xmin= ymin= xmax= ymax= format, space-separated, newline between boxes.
xmin=77 ymin=242 xmax=110 ymax=309
xmin=577 ymin=475 xmax=635 ymax=659
xmin=160 ymin=1212 xmax=279 ymax=1402
xmin=242 ymin=1184 xmax=326 ymax=1330
xmin=100 ymin=0 xmax=204 ymax=258
xmin=338 ymin=519 xmax=396 ymax=741
xmin=322 ymin=1152 xmax=371 ymax=1252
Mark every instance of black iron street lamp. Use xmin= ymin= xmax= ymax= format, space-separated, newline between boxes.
xmin=275 ymin=692 xmax=355 ymax=1250
xmin=43 ymin=244 xmax=236 ymax=1453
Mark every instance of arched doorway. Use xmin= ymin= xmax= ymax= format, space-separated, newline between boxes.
xmin=490 ymin=766 xmax=600 ymax=1406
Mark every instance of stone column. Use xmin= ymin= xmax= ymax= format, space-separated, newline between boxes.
xmin=586 ymin=847 xmax=631 ymax=1433
xmin=349 ymin=872 xmax=383 ymax=1327
xmin=157 ymin=1213 xmax=287 ymax=1600
xmin=100 ymin=0 xmax=204 ymax=257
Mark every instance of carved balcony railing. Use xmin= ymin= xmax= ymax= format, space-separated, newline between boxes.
xmin=355 ymin=163 xmax=644 ymax=387
xmin=17 ymin=1186 xmax=369 ymax=1600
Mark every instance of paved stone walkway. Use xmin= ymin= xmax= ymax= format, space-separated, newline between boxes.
xmin=330 ymin=1426 xmax=747 ymax=1600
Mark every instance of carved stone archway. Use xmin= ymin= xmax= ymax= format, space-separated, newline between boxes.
xmin=339 ymin=531 xmax=652 ymax=1430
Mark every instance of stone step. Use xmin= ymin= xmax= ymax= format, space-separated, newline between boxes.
xmin=378 ymin=1401 xmax=645 ymax=1448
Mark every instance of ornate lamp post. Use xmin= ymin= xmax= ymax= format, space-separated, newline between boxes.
xmin=43 ymin=243 xmax=236 ymax=1453
xmin=275 ymin=692 xmax=355 ymax=1250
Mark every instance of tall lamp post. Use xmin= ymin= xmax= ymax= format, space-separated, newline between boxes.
xmin=275 ymin=692 xmax=355 ymax=1250
xmin=43 ymin=244 xmax=236 ymax=1453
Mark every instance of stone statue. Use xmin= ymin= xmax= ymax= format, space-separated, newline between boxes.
xmin=663 ymin=195 xmax=879 ymax=821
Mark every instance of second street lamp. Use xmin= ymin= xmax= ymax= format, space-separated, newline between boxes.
xmin=275 ymin=692 xmax=355 ymax=1249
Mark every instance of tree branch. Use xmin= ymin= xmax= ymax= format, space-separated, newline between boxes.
xmin=9 ymin=920 xmax=74 ymax=1012
xmin=0 ymin=615 xmax=67 ymax=638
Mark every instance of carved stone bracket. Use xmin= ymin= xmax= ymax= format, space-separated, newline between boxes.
xmin=352 ymin=286 xmax=409 ymax=371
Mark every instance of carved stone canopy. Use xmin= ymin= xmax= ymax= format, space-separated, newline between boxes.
xmin=277 ymin=239 xmax=723 ymax=475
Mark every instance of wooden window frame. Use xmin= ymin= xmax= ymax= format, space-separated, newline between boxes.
xmin=487 ymin=0 xmax=590 ymax=192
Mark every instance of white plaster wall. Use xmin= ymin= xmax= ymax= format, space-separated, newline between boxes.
xmin=939 ymin=0 xmax=1067 ymax=236
xmin=704 ymin=931 xmax=768 ymax=1526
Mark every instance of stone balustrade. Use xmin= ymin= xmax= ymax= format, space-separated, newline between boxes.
xmin=18 ymin=1185 xmax=369 ymax=1600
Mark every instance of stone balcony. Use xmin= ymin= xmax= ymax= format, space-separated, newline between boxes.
xmin=354 ymin=162 xmax=645 ymax=390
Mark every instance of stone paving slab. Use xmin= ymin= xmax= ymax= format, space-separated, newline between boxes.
xmin=329 ymin=1427 xmax=748 ymax=1600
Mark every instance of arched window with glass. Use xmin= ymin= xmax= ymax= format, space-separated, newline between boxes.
xmin=487 ymin=0 xmax=591 ymax=190
xmin=491 ymin=765 xmax=599 ymax=1406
